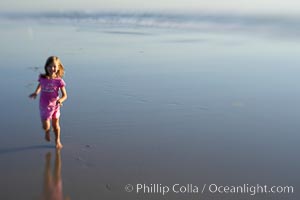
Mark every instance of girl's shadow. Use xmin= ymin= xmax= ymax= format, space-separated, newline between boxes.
xmin=0 ymin=145 xmax=54 ymax=155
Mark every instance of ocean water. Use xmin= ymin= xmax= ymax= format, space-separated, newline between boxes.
xmin=0 ymin=12 xmax=299 ymax=199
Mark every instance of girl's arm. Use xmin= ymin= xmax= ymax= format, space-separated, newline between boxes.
xmin=57 ymin=86 xmax=67 ymax=105
xmin=29 ymin=84 xmax=41 ymax=99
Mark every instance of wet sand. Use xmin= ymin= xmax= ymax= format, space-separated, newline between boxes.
xmin=0 ymin=18 xmax=299 ymax=200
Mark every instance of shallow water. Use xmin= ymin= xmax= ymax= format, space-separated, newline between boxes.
xmin=0 ymin=14 xmax=299 ymax=199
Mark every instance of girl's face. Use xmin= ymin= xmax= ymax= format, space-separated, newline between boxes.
xmin=46 ymin=61 xmax=59 ymax=76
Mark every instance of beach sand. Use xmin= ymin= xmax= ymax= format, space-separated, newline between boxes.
xmin=0 ymin=17 xmax=299 ymax=199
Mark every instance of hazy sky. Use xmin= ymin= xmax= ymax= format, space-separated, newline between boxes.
xmin=1 ymin=0 xmax=300 ymax=15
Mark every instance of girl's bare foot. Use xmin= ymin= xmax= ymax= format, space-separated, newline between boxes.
xmin=45 ymin=132 xmax=50 ymax=142
xmin=56 ymin=141 xmax=63 ymax=149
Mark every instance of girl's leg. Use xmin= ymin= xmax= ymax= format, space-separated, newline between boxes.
xmin=42 ymin=120 xmax=51 ymax=142
xmin=52 ymin=118 xmax=63 ymax=149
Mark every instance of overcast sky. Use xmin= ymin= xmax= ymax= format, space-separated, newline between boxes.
xmin=1 ymin=0 xmax=300 ymax=15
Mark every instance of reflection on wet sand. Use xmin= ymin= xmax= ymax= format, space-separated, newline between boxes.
xmin=41 ymin=150 xmax=70 ymax=200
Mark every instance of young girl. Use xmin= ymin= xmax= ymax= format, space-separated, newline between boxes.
xmin=29 ymin=56 xmax=68 ymax=149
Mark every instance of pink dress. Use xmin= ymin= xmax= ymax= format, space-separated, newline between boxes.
xmin=39 ymin=76 xmax=66 ymax=120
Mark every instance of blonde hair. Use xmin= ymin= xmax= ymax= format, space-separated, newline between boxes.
xmin=41 ymin=56 xmax=65 ymax=78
